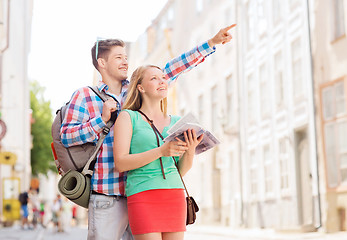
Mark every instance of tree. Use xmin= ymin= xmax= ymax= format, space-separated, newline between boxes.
xmin=30 ymin=81 xmax=56 ymax=176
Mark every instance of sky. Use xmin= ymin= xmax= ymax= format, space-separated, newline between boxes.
xmin=28 ymin=0 xmax=168 ymax=111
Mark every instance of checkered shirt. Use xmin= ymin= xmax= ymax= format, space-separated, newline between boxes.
xmin=60 ymin=41 xmax=215 ymax=196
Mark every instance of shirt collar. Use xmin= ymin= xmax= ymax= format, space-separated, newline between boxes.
xmin=97 ymin=81 xmax=108 ymax=92
xmin=97 ymin=80 xmax=129 ymax=93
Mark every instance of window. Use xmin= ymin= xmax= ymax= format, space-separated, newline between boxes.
xmin=139 ymin=33 xmax=148 ymax=57
xmin=246 ymin=0 xmax=256 ymax=49
xmin=322 ymin=86 xmax=334 ymax=120
xmin=338 ymin=121 xmax=347 ymax=182
xmin=247 ymin=73 xmax=256 ymax=123
xmin=257 ymin=0 xmax=267 ymax=37
xmin=198 ymin=94 xmax=204 ymax=122
xmin=249 ymin=150 xmax=258 ymax=196
xmin=225 ymin=7 xmax=232 ymax=26
xmin=263 ymin=145 xmax=273 ymax=194
xmin=225 ymin=75 xmax=233 ymax=124
xmin=336 ymin=81 xmax=346 ymax=115
xmin=274 ymin=51 xmax=284 ymax=107
xmin=289 ymin=0 xmax=300 ymax=11
xmin=260 ymin=63 xmax=270 ymax=116
xmin=322 ymin=80 xmax=346 ymax=120
xmin=196 ymin=0 xmax=203 ymax=14
xmin=157 ymin=18 xmax=167 ymax=42
xmin=211 ymin=86 xmax=218 ymax=131
xmin=291 ymin=38 xmax=303 ymax=98
xmin=322 ymin=79 xmax=347 ymax=188
xmin=279 ymin=138 xmax=290 ymax=190
xmin=0 ymin=0 xmax=9 ymax=52
xmin=332 ymin=0 xmax=345 ymax=40
xmin=0 ymin=56 xmax=2 ymax=93
xmin=225 ymin=7 xmax=234 ymax=54
xmin=272 ymin=0 xmax=281 ymax=25
xmin=324 ymin=121 xmax=347 ymax=187
xmin=325 ymin=123 xmax=339 ymax=187
xmin=167 ymin=7 xmax=174 ymax=23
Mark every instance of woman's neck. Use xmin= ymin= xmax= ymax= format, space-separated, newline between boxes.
xmin=139 ymin=101 xmax=165 ymax=119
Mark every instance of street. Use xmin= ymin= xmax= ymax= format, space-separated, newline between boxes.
xmin=1 ymin=224 xmax=347 ymax=240
xmin=0 ymin=224 xmax=87 ymax=240
xmin=0 ymin=226 xmax=237 ymax=240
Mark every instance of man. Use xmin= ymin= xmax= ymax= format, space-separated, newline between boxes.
xmin=61 ymin=24 xmax=235 ymax=240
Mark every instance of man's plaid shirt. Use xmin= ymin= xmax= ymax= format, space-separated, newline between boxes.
xmin=60 ymin=41 xmax=216 ymax=196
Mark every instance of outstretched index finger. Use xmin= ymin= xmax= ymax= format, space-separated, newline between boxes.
xmin=223 ymin=24 xmax=237 ymax=32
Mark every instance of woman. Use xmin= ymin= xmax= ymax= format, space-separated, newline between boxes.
xmin=113 ymin=65 xmax=203 ymax=240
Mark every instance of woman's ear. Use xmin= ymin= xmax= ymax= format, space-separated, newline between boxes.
xmin=137 ymin=84 xmax=145 ymax=93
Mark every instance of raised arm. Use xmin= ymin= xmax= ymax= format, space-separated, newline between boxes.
xmin=208 ymin=24 xmax=236 ymax=47
xmin=163 ymin=23 xmax=236 ymax=84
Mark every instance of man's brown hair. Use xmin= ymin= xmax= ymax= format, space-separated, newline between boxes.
xmin=91 ymin=39 xmax=125 ymax=70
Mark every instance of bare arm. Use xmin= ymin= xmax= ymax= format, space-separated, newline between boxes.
xmin=113 ymin=111 xmax=188 ymax=173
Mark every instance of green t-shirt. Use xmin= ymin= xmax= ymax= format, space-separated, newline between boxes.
xmin=123 ymin=109 xmax=184 ymax=196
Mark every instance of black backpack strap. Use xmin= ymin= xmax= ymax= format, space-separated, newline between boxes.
xmin=81 ymin=86 xmax=118 ymax=177
xmin=88 ymin=86 xmax=118 ymax=123
xmin=88 ymin=86 xmax=108 ymax=102
xmin=137 ymin=110 xmax=191 ymax=198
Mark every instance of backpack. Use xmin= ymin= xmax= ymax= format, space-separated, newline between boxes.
xmin=19 ymin=192 xmax=28 ymax=205
xmin=51 ymin=86 xmax=115 ymax=176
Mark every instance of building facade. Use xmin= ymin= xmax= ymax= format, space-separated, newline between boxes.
xmin=239 ymin=0 xmax=319 ymax=231
xmin=0 ymin=0 xmax=33 ymax=222
xmin=128 ymin=0 xmax=346 ymax=233
xmin=312 ymin=0 xmax=347 ymax=232
xmin=128 ymin=0 xmax=240 ymax=226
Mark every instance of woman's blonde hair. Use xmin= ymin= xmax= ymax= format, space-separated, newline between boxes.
xmin=122 ymin=65 xmax=167 ymax=115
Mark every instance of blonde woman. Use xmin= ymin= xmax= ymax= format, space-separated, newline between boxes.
xmin=113 ymin=65 xmax=203 ymax=240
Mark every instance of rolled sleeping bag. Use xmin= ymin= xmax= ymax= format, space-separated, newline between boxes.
xmin=58 ymin=169 xmax=91 ymax=208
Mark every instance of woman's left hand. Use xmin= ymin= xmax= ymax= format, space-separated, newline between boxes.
xmin=176 ymin=129 xmax=204 ymax=155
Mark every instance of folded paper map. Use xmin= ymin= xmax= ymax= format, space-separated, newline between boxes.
xmin=164 ymin=113 xmax=220 ymax=154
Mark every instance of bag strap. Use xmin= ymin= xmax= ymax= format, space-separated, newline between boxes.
xmin=137 ymin=110 xmax=191 ymax=198
xmin=80 ymin=86 xmax=117 ymax=177
xmin=88 ymin=86 xmax=108 ymax=102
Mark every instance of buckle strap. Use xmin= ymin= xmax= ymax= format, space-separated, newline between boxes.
xmin=137 ymin=110 xmax=166 ymax=179
xmin=137 ymin=110 xmax=191 ymax=198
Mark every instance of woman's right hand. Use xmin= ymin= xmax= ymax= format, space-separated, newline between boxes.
xmin=160 ymin=140 xmax=188 ymax=157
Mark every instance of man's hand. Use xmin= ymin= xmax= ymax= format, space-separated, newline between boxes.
xmin=208 ymin=24 xmax=236 ymax=47
xmin=101 ymin=99 xmax=118 ymax=122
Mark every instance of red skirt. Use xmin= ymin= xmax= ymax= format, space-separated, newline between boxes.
xmin=127 ymin=189 xmax=186 ymax=235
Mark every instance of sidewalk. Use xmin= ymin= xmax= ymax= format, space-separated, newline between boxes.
xmin=187 ymin=225 xmax=347 ymax=240
xmin=0 ymin=223 xmax=87 ymax=240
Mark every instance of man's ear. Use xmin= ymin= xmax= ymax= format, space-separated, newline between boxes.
xmin=97 ymin=58 xmax=106 ymax=69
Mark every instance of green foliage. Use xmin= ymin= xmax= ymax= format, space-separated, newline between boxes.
xmin=30 ymin=81 xmax=57 ymax=176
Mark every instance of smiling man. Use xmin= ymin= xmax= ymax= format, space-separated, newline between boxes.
xmin=60 ymin=24 xmax=235 ymax=240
